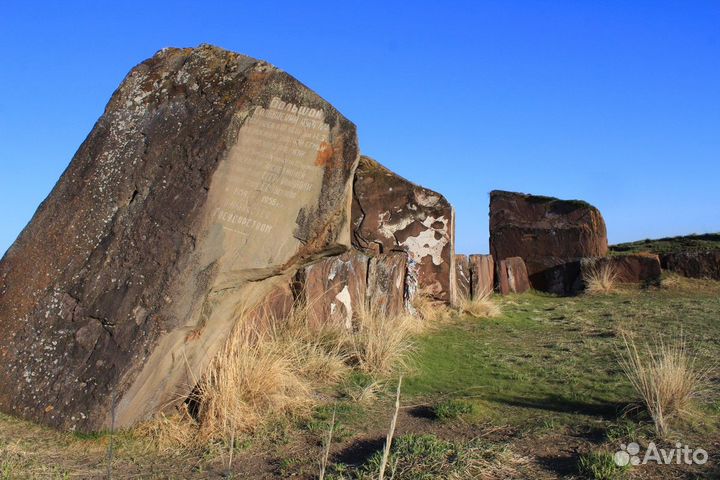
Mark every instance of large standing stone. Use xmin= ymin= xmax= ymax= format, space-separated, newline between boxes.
xmin=497 ymin=257 xmax=530 ymax=295
xmin=490 ymin=190 xmax=608 ymax=294
xmin=468 ymin=254 xmax=495 ymax=298
xmin=352 ymin=156 xmax=456 ymax=305
xmin=661 ymin=250 xmax=720 ymax=280
xmin=0 ymin=45 xmax=360 ymax=432
xmin=455 ymin=255 xmax=471 ymax=299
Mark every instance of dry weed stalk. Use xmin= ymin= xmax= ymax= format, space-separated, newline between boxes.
xmin=378 ymin=376 xmax=403 ymax=480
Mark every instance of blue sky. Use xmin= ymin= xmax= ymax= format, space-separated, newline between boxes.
xmin=1 ymin=1 xmax=718 ymax=256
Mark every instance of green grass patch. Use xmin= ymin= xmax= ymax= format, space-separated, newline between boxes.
xmin=578 ymin=450 xmax=629 ymax=480
xmin=610 ymin=232 xmax=720 ymax=255
xmin=404 ymin=287 xmax=720 ymax=433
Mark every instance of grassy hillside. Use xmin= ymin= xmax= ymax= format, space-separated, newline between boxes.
xmin=610 ymin=233 xmax=720 ymax=255
xmin=2 ymin=276 xmax=719 ymax=479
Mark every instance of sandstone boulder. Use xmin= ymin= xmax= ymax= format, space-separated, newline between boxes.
xmin=0 ymin=45 xmax=360 ymax=431
xmin=661 ymin=250 xmax=720 ymax=280
xmin=455 ymin=255 xmax=471 ymax=299
xmin=497 ymin=257 xmax=530 ymax=295
xmin=469 ymin=254 xmax=495 ymax=298
xmin=581 ymin=254 xmax=662 ymax=288
xmin=490 ymin=190 xmax=607 ymax=294
xmin=352 ymin=156 xmax=456 ymax=305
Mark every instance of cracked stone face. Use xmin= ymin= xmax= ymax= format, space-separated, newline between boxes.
xmin=0 ymin=45 xmax=359 ymax=432
xmin=351 ymin=156 xmax=456 ymax=305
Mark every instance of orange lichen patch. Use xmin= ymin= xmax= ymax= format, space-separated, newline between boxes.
xmin=185 ymin=328 xmax=204 ymax=342
xmin=315 ymin=141 xmax=334 ymax=167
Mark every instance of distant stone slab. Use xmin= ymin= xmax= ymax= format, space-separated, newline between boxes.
xmin=490 ymin=190 xmax=607 ymax=294
xmin=0 ymin=45 xmax=360 ymax=431
xmin=352 ymin=156 xmax=456 ymax=305
xmin=469 ymin=254 xmax=495 ymax=298
xmin=455 ymin=255 xmax=471 ymax=299
xmin=497 ymin=257 xmax=530 ymax=295
xmin=661 ymin=250 xmax=720 ymax=280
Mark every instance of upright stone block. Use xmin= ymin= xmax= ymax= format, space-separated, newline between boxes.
xmin=367 ymin=252 xmax=408 ymax=317
xmin=298 ymin=251 xmax=369 ymax=329
xmin=497 ymin=257 xmax=530 ymax=295
xmin=455 ymin=254 xmax=471 ymax=299
xmin=469 ymin=254 xmax=495 ymax=298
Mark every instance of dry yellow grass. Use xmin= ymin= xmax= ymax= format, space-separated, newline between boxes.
xmin=350 ymin=303 xmax=422 ymax=376
xmin=411 ymin=294 xmax=452 ymax=323
xmin=618 ymin=331 xmax=709 ymax=435
xmin=193 ymin=303 xmax=352 ymax=443
xmin=583 ymin=261 xmax=619 ymax=294
xmin=141 ymin=292 xmax=423 ymax=451
xmin=458 ymin=292 xmax=501 ymax=318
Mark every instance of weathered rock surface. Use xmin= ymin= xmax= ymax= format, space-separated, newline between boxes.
xmin=298 ymin=251 xmax=369 ymax=329
xmin=661 ymin=250 xmax=720 ymax=280
xmin=0 ymin=45 xmax=360 ymax=431
xmin=297 ymin=250 xmax=408 ymax=327
xmin=490 ymin=190 xmax=608 ymax=294
xmin=367 ymin=252 xmax=408 ymax=317
xmin=352 ymin=156 xmax=456 ymax=304
xmin=455 ymin=255 xmax=471 ymax=299
xmin=469 ymin=254 xmax=495 ymax=298
xmin=497 ymin=257 xmax=530 ymax=295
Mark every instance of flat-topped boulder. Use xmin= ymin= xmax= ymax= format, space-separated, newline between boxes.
xmin=490 ymin=190 xmax=607 ymax=294
xmin=0 ymin=45 xmax=360 ymax=432
xmin=661 ymin=250 xmax=720 ymax=280
xmin=352 ymin=156 xmax=456 ymax=305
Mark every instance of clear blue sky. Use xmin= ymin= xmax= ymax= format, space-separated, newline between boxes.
xmin=1 ymin=1 xmax=718 ymax=256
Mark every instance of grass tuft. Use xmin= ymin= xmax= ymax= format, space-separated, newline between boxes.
xmin=617 ymin=331 xmax=709 ymax=435
xmin=351 ymin=304 xmax=421 ymax=376
xmin=584 ymin=262 xmax=619 ymax=295
xmin=411 ymin=294 xmax=452 ymax=323
xmin=433 ymin=399 xmax=475 ymax=421
xmin=578 ymin=450 xmax=629 ymax=480
xmin=458 ymin=292 xmax=501 ymax=318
